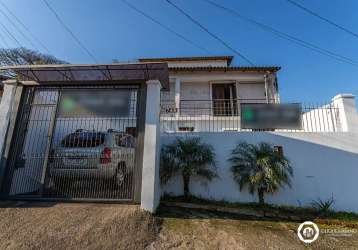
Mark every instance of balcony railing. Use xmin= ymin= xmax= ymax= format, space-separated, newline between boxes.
xmin=160 ymin=99 xmax=341 ymax=133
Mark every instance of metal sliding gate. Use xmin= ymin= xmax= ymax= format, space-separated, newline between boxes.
xmin=2 ymin=85 xmax=140 ymax=201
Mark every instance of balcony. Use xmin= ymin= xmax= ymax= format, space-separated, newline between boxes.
xmin=160 ymin=99 xmax=341 ymax=133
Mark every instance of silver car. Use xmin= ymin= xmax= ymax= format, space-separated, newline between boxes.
xmin=49 ymin=129 xmax=135 ymax=187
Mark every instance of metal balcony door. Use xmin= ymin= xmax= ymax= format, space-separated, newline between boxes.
xmin=212 ymin=83 xmax=238 ymax=116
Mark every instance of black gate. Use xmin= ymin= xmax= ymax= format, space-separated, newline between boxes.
xmin=2 ymin=85 xmax=140 ymax=202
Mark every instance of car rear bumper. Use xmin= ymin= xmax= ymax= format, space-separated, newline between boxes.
xmin=49 ymin=168 xmax=116 ymax=179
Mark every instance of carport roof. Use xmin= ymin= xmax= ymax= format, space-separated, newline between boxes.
xmin=0 ymin=62 xmax=169 ymax=89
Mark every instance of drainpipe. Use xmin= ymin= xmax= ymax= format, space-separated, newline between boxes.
xmin=174 ymin=78 xmax=181 ymax=117
xmin=264 ymin=72 xmax=269 ymax=103
xmin=174 ymin=78 xmax=181 ymax=131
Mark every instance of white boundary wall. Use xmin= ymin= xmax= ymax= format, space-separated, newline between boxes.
xmin=161 ymin=93 xmax=358 ymax=212
xmin=161 ymin=132 xmax=358 ymax=212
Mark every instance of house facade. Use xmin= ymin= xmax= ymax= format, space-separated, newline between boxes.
xmin=140 ymin=56 xmax=280 ymax=133
xmin=140 ymin=56 xmax=340 ymax=133
xmin=140 ymin=56 xmax=279 ymax=107
xmin=0 ymin=56 xmax=357 ymax=213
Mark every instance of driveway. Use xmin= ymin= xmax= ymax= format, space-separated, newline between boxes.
xmin=0 ymin=201 xmax=160 ymax=250
xmin=0 ymin=202 xmax=357 ymax=250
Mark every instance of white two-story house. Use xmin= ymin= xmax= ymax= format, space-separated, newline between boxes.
xmin=139 ymin=56 xmax=282 ymax=132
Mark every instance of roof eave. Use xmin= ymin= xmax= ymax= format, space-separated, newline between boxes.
xmin=138 ymin=56 xmax=234 ymax=64
xmin=168 ymin=66 xmax=281 ymax=73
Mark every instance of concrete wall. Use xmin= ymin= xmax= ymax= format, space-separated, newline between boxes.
xmin=181 ymin=82 xmax=211 ymax=101
xmin=0 ymin=84 xmax=17 ymax=158
xmin=169 ymin=71 xmax=269 ymax=83
xmin=237 ymin=82 xmax=266 ymax=101
xmin=140 ymin=80 xmax=162 ymax=213
xmin=161 ymin=132 xmax=358 ymax=212
xmin=163 ymin=71 xmax=273 ymax=102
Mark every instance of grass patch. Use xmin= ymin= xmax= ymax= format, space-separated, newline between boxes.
xmin=326 ymin=211 xmax=358 ymax=221
xmin=162 ymin=194 xmax=358 ymax=224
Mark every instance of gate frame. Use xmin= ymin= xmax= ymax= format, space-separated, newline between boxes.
xmin=0 ymin=81 xmax=148 ymax=204
xmin=0 ymin=62 xmax=167 ymax=212
xmin=0 ymin=82 xmax=24 ymax=194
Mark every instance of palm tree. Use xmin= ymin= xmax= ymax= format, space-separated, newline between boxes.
xmin=160 ymin=137 xmax=217 ymax=198
xmin=229 ymin=142 xmax=293 ymax=205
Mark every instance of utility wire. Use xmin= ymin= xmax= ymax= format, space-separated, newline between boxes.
xmin=285 ymin=0 xmax=358 ymax=39
xmin=0 ymin=7 xmax=39 ymax=51
xmin=166 ymin=0 xmax=254 ymax=65
xmin=0 ymin=21 xmax=23 ymax=48
xmin=42 ymin=0 xmax=98 ymax=63
xmin=0 ymin=0 xmax=51 ymax=53
xmin=203 ymin=0 xmax=358 ymax=68
xmin=120 ymin=0 xmax=211 ymax=54
xmin=0 ymin=29 xmax=10 ymax=48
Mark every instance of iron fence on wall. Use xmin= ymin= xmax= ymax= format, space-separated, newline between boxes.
xmin=160 ymin=99 xmax=341 ymax=133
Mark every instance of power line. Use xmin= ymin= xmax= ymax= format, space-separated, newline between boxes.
xmin=285 ymin=0 xmax=358 ymax=39
xmin=0 ymin=7 xmax=39 ymax=51
xmin=203 ymin=0 xmax=358 ymax=68
xmin=0 ymin=0 xmax=51 ymax=53
xmin=42 ymin=0 xmax=98 ymax=63
xmin=165 ymin=0 xmax=254 ymax=65
xmin=0 ymin=21 xmax=23 ymax=48
xmin=0 ymin=29 xmax=10 ymax=48
xmin=120 ymin=0 xmax=211 ymax=54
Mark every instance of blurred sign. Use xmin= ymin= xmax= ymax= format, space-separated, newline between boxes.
xmin=241 ymin=103 xmax=302 ymax=129
xmin=58 ymin=89 xmax=132 ymax=117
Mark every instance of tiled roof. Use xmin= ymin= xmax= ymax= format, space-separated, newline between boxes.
xmin=168 ymin=66 xmax=281 ymax=73
xmin=139 ymin=56 xmax=234 ymax=65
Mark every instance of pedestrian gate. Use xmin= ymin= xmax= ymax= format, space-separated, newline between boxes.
xmin=2 ymin=85 xmax=140 ymax=202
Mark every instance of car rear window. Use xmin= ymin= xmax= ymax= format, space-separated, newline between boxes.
xmin=61 ymin=132 xmax=105 ymax=148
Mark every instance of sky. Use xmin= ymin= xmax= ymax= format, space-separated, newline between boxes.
xmin=0 ymin=0 xmax=357 ymax=104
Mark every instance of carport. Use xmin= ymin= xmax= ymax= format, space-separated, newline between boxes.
xmin=0 ymin=62 xmax=167 ymax=212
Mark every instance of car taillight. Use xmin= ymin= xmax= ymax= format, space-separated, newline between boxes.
xmin=100 ymin=147 xmax=112 ymax=164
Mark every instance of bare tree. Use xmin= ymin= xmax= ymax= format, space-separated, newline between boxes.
xmin=0 ymin=47 xmax=66 ymax=77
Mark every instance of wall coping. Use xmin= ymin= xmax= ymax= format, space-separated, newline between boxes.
xmin=332 ymin=93 xmax=355 ymax=101
xmin=2 ymin=80 xmax=18 ymax=86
